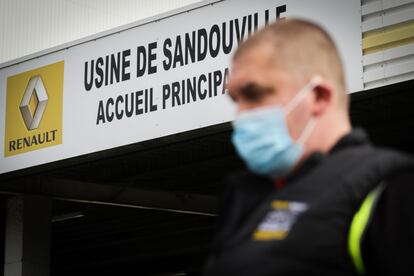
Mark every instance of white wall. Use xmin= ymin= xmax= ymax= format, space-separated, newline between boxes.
xmin=0 ymin=0 xmax=203 ymax=64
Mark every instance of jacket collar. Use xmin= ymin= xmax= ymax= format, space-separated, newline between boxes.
xmin=282 ymin=128 xmax=371 ymax=185
xmin=329 ymin=128 xmax=370 ymax=154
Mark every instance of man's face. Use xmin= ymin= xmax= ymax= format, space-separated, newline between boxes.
xmin=227 ymin=44 xmax=312 ymax=141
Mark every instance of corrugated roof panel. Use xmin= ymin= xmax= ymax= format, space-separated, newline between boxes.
xmin=383 ymin=0 xmax=414 ymax=10
xmin=383 ymin=4 xmax=414 ymax=26
xmin=361 ymin=0 xmax=414 ymax=32
xmin=362 ymin=0 xmax=382 ymax=16
xmin=362 ymin=0 xmax=414 ymax=89
xmin=363 ymin=20 xmax=414 ymax=54
xmin=363 ymin=43 xmax=414 ymax=66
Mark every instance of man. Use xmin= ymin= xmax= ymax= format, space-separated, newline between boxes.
xmin=203 ymin=19 xmax=414 ymax=276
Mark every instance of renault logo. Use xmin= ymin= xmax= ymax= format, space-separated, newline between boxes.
xmin=19 ymin=75 xmax=48 ymax=130
xmin=5 ymin=61 xmax=63 ymax=157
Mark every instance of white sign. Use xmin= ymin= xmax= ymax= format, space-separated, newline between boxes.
xmin=0 ymin=0 xmax=362 ymax=174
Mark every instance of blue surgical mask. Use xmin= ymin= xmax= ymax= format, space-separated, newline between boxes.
xmin=231 ymin=78 xmax=318 ymax=177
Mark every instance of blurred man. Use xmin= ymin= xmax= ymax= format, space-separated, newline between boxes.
xmin=203 ymin=19 xmax=414 ymax=276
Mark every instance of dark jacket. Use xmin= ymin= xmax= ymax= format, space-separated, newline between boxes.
xmin=204 ymin=129 xmax=414 ymax=276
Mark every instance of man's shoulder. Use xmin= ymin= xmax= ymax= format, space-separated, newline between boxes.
xmin=330 ymin=141 xmax=414 ymax=173
xmin=383 ymin=166 xmax=414 ymax=192
xmin=369 ymin=146 xmax=414 ymax=168
xmin=330 ymin=128 xmax=414 ymax=164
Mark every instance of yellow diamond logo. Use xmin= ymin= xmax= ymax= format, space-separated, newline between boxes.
xmin=19 ymin=75 xmax=48 ymax=130
xmin=28 ymin=91 xmax=39 ymax=117
xmin=4 ymin=61 xmax=64 ymax=157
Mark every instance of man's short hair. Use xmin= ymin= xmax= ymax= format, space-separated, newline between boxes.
xmin=234 ymin=19 xmax=348 ymax=110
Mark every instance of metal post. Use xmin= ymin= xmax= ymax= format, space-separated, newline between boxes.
xmin=4 ymin=195 xmax=51 ymax=276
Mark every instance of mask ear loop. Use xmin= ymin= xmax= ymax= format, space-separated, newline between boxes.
xmin=297 ymin=118 xmax=317 ymax=145
xmin=284 ymin=76 xmax=321 ymax=145
xmin=284 ymin=76 xmax=321 ymax=114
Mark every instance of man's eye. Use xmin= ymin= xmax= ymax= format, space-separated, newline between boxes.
xmin=240 ymin=84 xmax=272 ymax=101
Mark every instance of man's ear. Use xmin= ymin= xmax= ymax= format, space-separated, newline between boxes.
xmin=311 ymin=81 xmax=333 ymax=117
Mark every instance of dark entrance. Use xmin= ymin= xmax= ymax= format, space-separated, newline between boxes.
xmin=1 ymin=80 xmax=413 ymax=276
